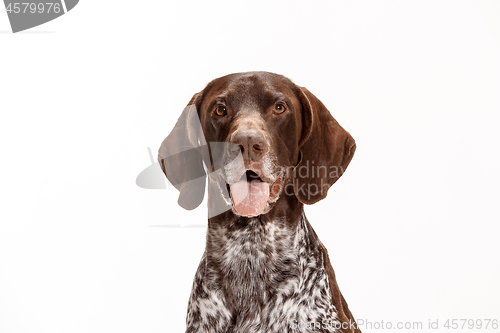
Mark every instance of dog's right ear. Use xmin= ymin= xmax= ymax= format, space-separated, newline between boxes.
xmin=158 ymin=93 xmax=210 ymax=210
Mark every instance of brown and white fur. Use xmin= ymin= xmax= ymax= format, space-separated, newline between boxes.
xmin=159 ymin=72 xmax=361 ymax=333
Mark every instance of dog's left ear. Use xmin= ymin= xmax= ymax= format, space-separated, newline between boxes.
xmin=158 ymin=93 xmax=210 ymax=210
xmin=293 ymin=87 xmax=356 ymax=204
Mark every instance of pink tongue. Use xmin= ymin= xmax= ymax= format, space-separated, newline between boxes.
xmin=230 ymin=177 xmax=269 ymax=217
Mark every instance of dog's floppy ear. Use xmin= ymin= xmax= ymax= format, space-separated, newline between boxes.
xmin=158 ymin=93 xmax=210 ymax=210
xmin=293 ymin=87 xmax=356 ymax=204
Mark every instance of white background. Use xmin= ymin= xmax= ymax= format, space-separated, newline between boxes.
xmin=1 ymin=1 xmax=499 ymax=332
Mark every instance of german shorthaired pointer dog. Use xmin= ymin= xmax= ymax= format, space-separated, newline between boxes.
xmin=158 ymin=72 xmax=361 ymax=333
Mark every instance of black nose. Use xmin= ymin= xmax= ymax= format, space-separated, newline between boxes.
xmin=230 ymin=129 xmax=268 ymax=161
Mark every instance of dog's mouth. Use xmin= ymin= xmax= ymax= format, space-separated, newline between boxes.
xmin=227 ymin=170 xmax=283 ymax=217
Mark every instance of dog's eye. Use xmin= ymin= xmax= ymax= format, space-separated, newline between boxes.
xmin=214 ymin=105 xmax=227 ymax=117
xmin=273 ymin=103 xmax=286 ymax=114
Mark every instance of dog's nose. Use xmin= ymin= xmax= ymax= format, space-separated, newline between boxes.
xmin=230 ymin=129 xmax=268 ymax=161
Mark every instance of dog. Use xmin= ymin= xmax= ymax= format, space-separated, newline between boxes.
xmin=158 ymin=72 xmax=360 ymax=333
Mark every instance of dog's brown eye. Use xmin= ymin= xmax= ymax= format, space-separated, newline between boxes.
xmin=214 ymin=105 xmax=227 ymax=117
xmin=273 ymin=103 xmax=286 ymax=114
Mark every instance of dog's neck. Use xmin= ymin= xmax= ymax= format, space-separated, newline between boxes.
xmin=195 ymin=173 xmax=341 ymax=328
xmin=203 ymin=190 xmax=332 ymax=323
xmin=205 ymin=177 xmax=322 ymax=275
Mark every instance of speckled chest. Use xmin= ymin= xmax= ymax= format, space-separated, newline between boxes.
xmin=186 ymin=215 xmax=341 ymax=333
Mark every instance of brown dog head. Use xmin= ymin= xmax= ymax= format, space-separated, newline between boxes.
xmin=158 ymin=72 xmax=356 ymax=217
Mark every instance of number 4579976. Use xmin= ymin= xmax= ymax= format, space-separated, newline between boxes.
xmin=6 ymin=3 xmax=62 ymax=14
xmin=444 ymin=319 xmax=498 ymax=330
